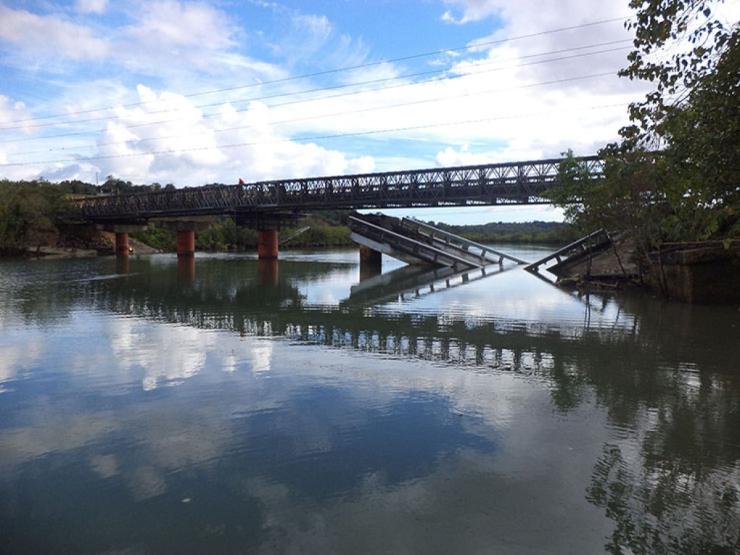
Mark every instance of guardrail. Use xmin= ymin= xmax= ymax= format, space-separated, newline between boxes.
xmin=524 ymin=229 xmax=611 ymax=274
xmin=401 ymin=217 xmax=529 ymax=265
xmin=348 ymin=215 xmax=482 ymax=269
xmin=68 ymin=155 xmax=605 ymax=221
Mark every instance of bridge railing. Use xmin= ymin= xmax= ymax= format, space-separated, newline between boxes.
xmin=68 ymin=156 xmax=604 ymax=220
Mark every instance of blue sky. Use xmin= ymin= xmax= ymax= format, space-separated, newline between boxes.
xmin=0 ymin=0 xmax=652 ymax=223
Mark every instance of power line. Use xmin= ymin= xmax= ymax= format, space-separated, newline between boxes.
xmin=1 ymin=41 xmax=629 ymax=131
xmin=1 ymin=42 xmax=630 ymax=140
xmin=16 ymin=71 xmax=618 ymax=157
xmin=0 ymin=103 xmax=626 ymax=168
xmin=1 ymin=16 xmax=630 ymax=126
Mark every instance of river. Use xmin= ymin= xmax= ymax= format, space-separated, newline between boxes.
xmin=0 ymin=247 xmax=738 ymax=554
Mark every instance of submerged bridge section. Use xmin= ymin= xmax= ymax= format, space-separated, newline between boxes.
xmin=348 ymin=214 xmax=527 ymax=270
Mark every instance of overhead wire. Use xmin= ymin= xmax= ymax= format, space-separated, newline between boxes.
xmin=1 ymin=41 xmax=631 ymax=142
xmin=16 ymin=71 xmax=619 ymax=158
xmin=0 ymin=15 xmax=630 ymax=126
xmin=0 ymin=103 xmax=627 ymax=168
xmin=1 ymin=41 xmax=630 ymax=132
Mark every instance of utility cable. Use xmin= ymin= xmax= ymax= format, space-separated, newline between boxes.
xmin=0 ymin=103 xmax=626 ymax=168
xmin=1 ymin=42 xmax=630 ymax=140
xmin=0 ymin=16 xmax=630 ymax=126
xmin=1 ymin=42 xmax=630 ymax=131
xmin=17 ymin=71 xmax=619 ymax=157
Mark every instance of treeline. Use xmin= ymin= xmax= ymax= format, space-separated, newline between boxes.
xmin=435 ymin=221 xmax=577 ymax=244
xmin=135 ymin=217 xmax=573 ymax=253
xmin=0 ymin=176 xmax=576 ymax=256
xmin=0 ymin=176 xmax=194 ymax=254
xmin=0 ymin=180 xmax=73 ymax=254
xmin=134 ymin=216 xmax=354 ymax=252
xmin=0 ymin=177 xmax=354 ymax=255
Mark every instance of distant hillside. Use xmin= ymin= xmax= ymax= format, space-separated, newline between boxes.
xmin=433 ymin=221 xmax=577 ymax=244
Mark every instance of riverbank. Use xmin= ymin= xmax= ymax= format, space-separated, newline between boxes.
xmin=549 ymin=235 xmax=740 ymax=304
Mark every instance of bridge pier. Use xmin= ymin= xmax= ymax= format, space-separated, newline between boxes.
xmin=359 ymin=245 xmax=382 ymax=280
xmin=258 ymin=229 xmax=279 ymax=260
xmin=115 ymin=232 xmax=130 ymax=257
xmin=176 ymin=229 xmax=196 ymax=258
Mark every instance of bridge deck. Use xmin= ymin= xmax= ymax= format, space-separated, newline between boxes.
xmin=69 ymin=156 xmax=603 ymax=222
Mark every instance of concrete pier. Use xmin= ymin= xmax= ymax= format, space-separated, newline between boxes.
xmin=258 ymin=229 xmax=279 ymax=260
xmin=115 ymin=232 xmax=129 ymax=257
xmin=359 ymin=245 xmax=382 ymax=281
xmin=176 ymin=229 xmax=196 ymax=258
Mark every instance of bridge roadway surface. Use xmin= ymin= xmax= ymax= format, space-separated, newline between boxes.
xmin=71 ymin=155 xmax=603 ymax=222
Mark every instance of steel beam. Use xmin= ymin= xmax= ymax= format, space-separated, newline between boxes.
xmin=69 ymin=155 xmax=605 ymax=222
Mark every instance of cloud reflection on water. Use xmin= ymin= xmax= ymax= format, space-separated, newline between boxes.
xmin=0 ymin=251 xmax=737 ymax=553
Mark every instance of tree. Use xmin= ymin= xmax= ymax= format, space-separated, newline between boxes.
xmin=551 ymin=1 xmax=739 ymax=247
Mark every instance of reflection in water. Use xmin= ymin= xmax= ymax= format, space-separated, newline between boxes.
xmin=177 ymin=256 xmax=196 ymax=283
xmin=115 ymin=255 xmax=130 ymax=276
xmin=257 ymin=258 xmax=279 ymax=287
xmin=0 ymin=251 xmax=737 ymax=553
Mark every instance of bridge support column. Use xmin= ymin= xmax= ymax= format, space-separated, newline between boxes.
xmin=258 ymin=229 xmax=279 ymax=260
xmin=115 ymin=232 xmax=129 ymax=257
xmin=176 ymin=229 xmax=196 ymax=258
xmin=359 ymin=245 xmax=382 ymax=280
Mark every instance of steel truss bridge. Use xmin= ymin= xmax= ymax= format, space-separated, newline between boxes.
xmin=70 ymin=155 xmax=603 ymax=222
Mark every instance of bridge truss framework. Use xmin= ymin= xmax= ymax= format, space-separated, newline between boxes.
xmin=70 ymin=155 xmax=604 ymax=222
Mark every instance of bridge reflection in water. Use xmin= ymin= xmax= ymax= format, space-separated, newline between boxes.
xmin=3 ymin=252 xmax=739 ymax=554
xmin=14 ymin=254 xmax=734 ymax=378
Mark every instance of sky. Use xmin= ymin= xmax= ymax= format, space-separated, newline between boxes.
xmin=0 ymin=0 xmax=662 ymax=223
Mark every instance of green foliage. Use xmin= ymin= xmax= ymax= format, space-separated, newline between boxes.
xmin=436 ymin=220 xmax=577 ymax=244
xmin=620 ymin=0 xmax=736 ymax=148
xmin=0 ymin=180 xmax=65 ymax=253
xmin=194 ymin=216 xmax=352 ymax=251
xmin=551 ymin=1 xmax=739 ymax=249
xmin=132 ymin=225 xmax=176 ymax=252
xmin=284 ymin=224 xmax=352 ymax=247
xmin=196 ymin=219 xmax=258 ymax=251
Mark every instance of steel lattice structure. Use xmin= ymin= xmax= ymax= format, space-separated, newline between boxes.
xmin=70 ymin=155 xmax=603 ymax=222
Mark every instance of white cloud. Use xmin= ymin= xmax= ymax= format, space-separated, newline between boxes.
xmin=441 ymin=0 xmax=501 ymax=24
xmin=0 ymin=5 xmax=110 ymax=60
xmin=126 ymin=1 xmax=236 ymax=54
xmin=0 ymin=0 xmax=652 ymax=223
xmin=76 ymin=0 xmax=108 ymax=15
xmin=31 ymin=85 xmax=377 ymax=185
